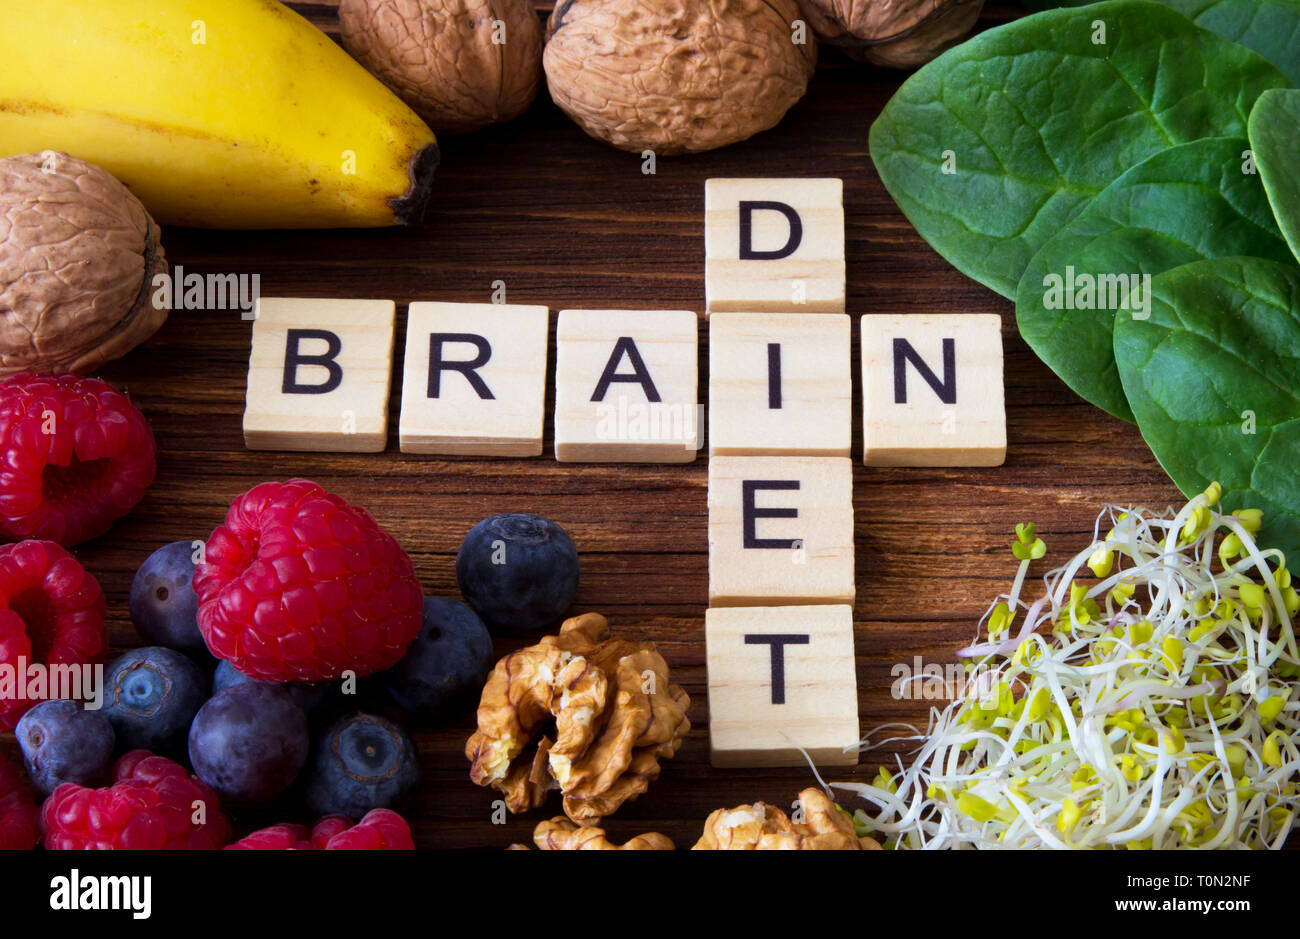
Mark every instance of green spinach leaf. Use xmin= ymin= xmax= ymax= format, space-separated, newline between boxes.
xmin=1018 ymin=0 xmax=1300 ymax=83
xmin=1249 ymin=88 xmax=1300 ymax=264
xmin=1113 ymin=256 xmax=1300 ymax=560
xmin=1160 ymin=0 xmax=1300 ymax=85
xmin=1015 ymin=137 xmax=1292 ymax=423
xmin=870 ymin=0 xmax=1288 ymax=298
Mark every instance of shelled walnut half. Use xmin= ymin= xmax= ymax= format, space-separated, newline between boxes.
xmin=693 ymin=788 xmax=882 ymax=850
xmin=512 ymin=817 xmax=675 ymax=850
xmin=466 ymin=613 xmax=690 ymax=825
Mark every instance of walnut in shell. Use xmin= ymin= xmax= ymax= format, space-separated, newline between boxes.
xmin=339 ymin=0 xmax=543 ymax=134
xmin=693 ymin=788 xmax=882 ymax=850
xmin=543 ymin=0 xmax=817 ymax=156
xmin=796 ymin=0 xmax=984 ymax=68
xmin=465 ymin=612 xmax=691 ymax=824
xmin=0 ymin=151 xmax=168 ymax=379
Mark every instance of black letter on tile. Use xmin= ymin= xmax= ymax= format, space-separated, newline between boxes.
xmin=742 ymin=480 xmax=800 ymax=549
xmin=767 ymin=342 xmax=782 ymax=410
xmin=744 ymin=633 xmax=811 ymax=704
xmin=282 ymin=328 xmax=342 ymax=395
xmin=428 ymin=333 xmax=494 ymax=400
xmin=591 ymin=337 xmax=661 ymax=402
xmin=739 ymin=201 xmax=803 ymax=260
xmin=893 ymin=337 xmax=956 ymax=404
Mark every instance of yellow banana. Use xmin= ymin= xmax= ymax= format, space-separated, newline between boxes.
xmin=0 ymin=0 xmax=438 ymax=228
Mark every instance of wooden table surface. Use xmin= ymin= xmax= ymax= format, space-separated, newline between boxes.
xmin=2 ymin=1 xmax=1188 ymax=850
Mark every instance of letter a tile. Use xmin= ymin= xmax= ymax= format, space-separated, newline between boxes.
xmin=244 ymin=297 xmax=396 ymax=452
xmin=399 ymin=302 xmax=550 ymax=456
xmin=860 ymin=313 xmax=1006 ymax=466
xmin=705 ymin=178 xmax=845 ymax=317
xmin=706 ymin=605 xmax=859 ymax=767
xmin=554 ymin=309 xmax=700 ymax=463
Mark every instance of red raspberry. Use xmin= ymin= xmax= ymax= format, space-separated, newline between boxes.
xmin=194 ymin=479 xmax=422 ymax=682
xmin=225 ymin=823 xmax=314 ymax=851
xmin=224 ymin=809 xmax=414 ymax=850
xmin=41 ymin=750 xmax=231 ymax=850
xmin=0 ymin=374 xmax=155 ymax=546
xmin=0 ymin=755 xmax=38 ymax=850
xmin=314 ymin=809 xmax=414 ymax=850
xmin=0 ymin=540 xmax=107 ymax=730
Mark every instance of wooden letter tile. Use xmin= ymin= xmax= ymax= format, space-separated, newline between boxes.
xmin=705 ymin=178 xmax=845 ymax=317
xmin=554 ymin=309 xmax=700 ymax=463
xmin=398 ymin=302 xmax=550 ymax=456
xmin=860 ymin=313 xmax=1006 ymax=467
xmin=708 ymin=312 xmax=851 ymax=457
xmin=244 ymin=297 xmax=395 ymax=452
xmin=706 ymin=605 xmax=859 ymax=768
xmin=707 ymin=456 xmax=854 ymax=606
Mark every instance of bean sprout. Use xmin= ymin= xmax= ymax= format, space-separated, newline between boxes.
xmin=833 ymin=483 xmax=1300 ymax=849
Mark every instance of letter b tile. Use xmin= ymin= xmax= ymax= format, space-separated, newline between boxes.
xmin=705 ymin=605 xmax=859 ymax=767
xmin=707 ymin=456 xmax=854 ymax=606
xmin=705 ymin=178 xmax=845 ymax=317
xmin=244 ymin=297 xmax=396 ymax=452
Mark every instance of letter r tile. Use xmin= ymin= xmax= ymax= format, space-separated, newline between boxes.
xmin=705 ymin=178 xmax=845 ymax=317
xmin=707 ymin=456 xmax=854 ymax=606
xmin=399 ymin=302 xmax=550 ymax=456
xmin=705 ymin=605 xmax=859 ymax=767
xmin=243 ymin=297 xmax=396 ymax=452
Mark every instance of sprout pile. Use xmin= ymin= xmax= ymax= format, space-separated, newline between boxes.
xmin=835 ymin=484 xmax=1300 ymax=849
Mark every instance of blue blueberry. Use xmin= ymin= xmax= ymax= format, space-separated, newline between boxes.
xmin=16 ymin=699 xmax=116 ymax=797
xmin=129 ymin=541 xmax=209 ymax=658
xmin=103 ymin=646 xmax=209 ymax=755
xmin=455 ymin=513 xmax=579 ymax=634
xmin=212 ymin=660 xmax=332 ymax=718
xmin=188 ymin=683 xmax=309 ymax=806
xmin=379 ymin=597 xmax=494 ymax=719
xmin=304 ymin=712 xmax=418 ymax=819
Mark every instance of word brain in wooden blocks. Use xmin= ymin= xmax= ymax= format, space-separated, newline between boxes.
xmin=708 ymin=456 xmax=854 ymax=606
xmin=554 ymin=309 xmax=700 ymax=463
xmin=705 ymin=178 xmax=845 ymax=316
xmin=709 ymin=312 xmax=851 ymax=457
xmin=860 ymin=313 xmax=1007 ymax=467
xmin=244 ymin=297 xmax=396 ymax=452
xmin=705 ymin=605 xmax=859 ymax=767
xmin=398 ymin=302 xmax=550 ymax=457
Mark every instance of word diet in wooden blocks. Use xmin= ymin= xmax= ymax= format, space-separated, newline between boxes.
xmin=705 ymin=178 xmax=846 ymax=317
xmin=244 ymin=297 xmax=396 ymax=452
xmin=398 ymin=302 xmax=550 ymax=457
xmin=860 ymin=313 xmax=1007 ymax=467
xmin=706 ymin=605 xmax=859 ymax=768
xmin=554 ymin=309 xmax=700 ymax=463
xmin=708 ymin=456 xmax=854 ymax=606
xmin=709 ymin=312 xmax=851 ymax=457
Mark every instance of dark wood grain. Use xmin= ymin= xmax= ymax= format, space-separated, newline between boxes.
xmin=2 ymin=2 xmax=1187 ymax=850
